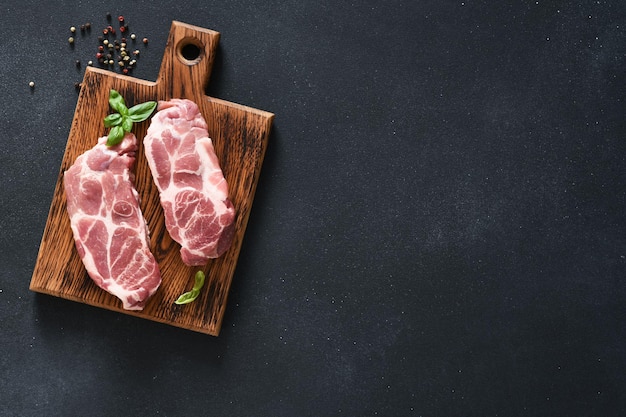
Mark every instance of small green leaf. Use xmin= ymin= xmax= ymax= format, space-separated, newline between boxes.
xmin=122 ymin=116 xmax=133 ymax=133
xmin=174 ymin=271 xmax=206 ymax=305
xmin=192 ymin=270 xmax=205 ymax=290
xmin=174 ymin=289 xmax=200 ymax=305
xmin=106 ymin=125 xmax=125 ymax=146
xmin=108 ymin=89 xmax=128 ymax=115
xmin=104 ymin=113 xmax=123 ymax=128
xmin=128 ymin=101 xmax=157 ymax=122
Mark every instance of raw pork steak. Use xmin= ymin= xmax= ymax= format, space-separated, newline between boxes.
xmin=144 ymin=99 xmax=236 ymax=265
xmin=64 ymin=133 xmax=161 ymax=310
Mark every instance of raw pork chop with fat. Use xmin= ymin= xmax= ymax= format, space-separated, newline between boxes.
xmin=144 ymin=99 xmax=236 ymax=265
xmin=64 ymin=133 xmax=161 ymax=310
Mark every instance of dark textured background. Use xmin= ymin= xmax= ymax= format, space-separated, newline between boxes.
xmin=1 ymin=1 xmax=625 ymax=416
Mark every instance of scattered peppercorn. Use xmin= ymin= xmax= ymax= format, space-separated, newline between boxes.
xmin=65 ymin=13 xmax=149 ymax=80
xmin=74 ymin=82 xmax=81 ymax=90
xmin=29 ymin=81 xmax=35 ymax=88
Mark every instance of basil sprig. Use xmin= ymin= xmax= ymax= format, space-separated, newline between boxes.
xmin=174 ymin=271 xmax=206 ymax=305
xmin=103 ymin=89 xmax=157 ymax=146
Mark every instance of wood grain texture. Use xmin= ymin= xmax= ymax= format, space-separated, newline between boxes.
xmin=29 ymin=21 xmax=274 ymax=335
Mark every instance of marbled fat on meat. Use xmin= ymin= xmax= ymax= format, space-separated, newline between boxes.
xmin=144 ymin=99 xmax=236 ymax=265
xmin=64 ymin=133 xmax=161 ymax=310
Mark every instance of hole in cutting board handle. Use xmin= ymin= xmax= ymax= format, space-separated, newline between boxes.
xmin=176 ymin=37 xmax=204 ymax=65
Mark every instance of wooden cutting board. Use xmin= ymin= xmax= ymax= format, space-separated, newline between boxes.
xmin=29 ymin=21 xmax=274 ymax=336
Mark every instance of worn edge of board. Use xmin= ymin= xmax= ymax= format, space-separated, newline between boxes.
xmin=29 ymin=21 xmax=274 ymax=336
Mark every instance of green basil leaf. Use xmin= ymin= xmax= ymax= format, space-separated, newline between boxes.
xmin=174 ymin=289 xmax=200 ymax=305
xmin=192 ymin=270 xmax=205 ymax=291
xmin=108 ymin=89 xmax=128 ymax=115
xmin=106 ymin=125 xmax=125 ymax=146
xmin=122 ymin=115 xmax=133 ymax=132
xmin=128 ymin=101 xmax=157 ymax=122
xmin=174 ymin=271 xmax=206 ymax=305
xmin=104 ymin=90 xmax=157 ymax=148
xmin=103 ymin=113 xmax=122 ymax=128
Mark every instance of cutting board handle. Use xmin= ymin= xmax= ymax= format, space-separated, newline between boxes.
xmin=156 ymin=21 xmax=221 ymax=102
